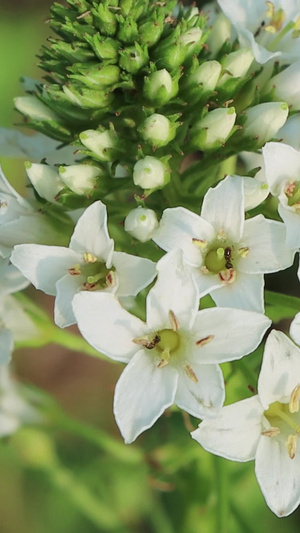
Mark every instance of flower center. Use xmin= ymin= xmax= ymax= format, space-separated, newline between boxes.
xmin=156 ymin=328 xmax=180 ymax=354
xmin=68 ymin=252 xmax=115 ymax=291
xmin=263 ymin=385 xmax=300 ymax=459
xmin=285 ymin=180 xmax=300 ymax=211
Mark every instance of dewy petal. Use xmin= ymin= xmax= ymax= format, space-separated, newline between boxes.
xmin=211 ymin=271 xmax=264 ymax=313
xmin=258 ymin=330 xmax=300 ymax=409
xmin=263 ymin=142 xmax=300 ymax=195
xmin=201 ymin=176 xmax=244 ymax=243
xmin=54 ymin=274 xmax=83 ymax=328
xmin=114 ymin=349 xmax=178 ymax=443
xmin=190 ymin=308 xmax=270 ymax=364
xmin=146 ymin=249 xmax=199 ymax=330
xmin=69 ymin=201 xmax=114 ymax=259
xmin=153 ymin=206 xmax=215 ymax=267
xmin=290 ymin=312 xmax=300 ymax=346
xmin=176 ymin=362 xmax=224 ymax=418
xmin=191 ymin=396 xmax=263 ymax=461
xmin=11 ymin=244 xmax=79 ymax=295
xmin=73 ymin=292 xmax=148 ymax=362
xmin=240 ymin=216 xmax=295 ymax=273
xmin=112 ymin=251 xmax=156 ymax=297
xmin=255 ymin=433 xmax=300 ymax=517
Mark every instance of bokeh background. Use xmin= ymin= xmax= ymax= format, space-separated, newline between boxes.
xmin=0 ymin=1 xmax=299 ymax=531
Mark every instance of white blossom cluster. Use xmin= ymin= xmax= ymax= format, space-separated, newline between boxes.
xmin=1 ymin=0 xmax=300 ymax=519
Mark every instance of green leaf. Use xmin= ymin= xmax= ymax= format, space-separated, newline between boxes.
xmin=265 ymin=290 xmax=300 ymax=323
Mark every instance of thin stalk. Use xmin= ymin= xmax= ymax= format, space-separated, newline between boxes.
xmin=214 ymin=455 xmax=229 ymax=533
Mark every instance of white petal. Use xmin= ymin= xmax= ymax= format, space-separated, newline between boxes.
xmin=69 ymin=201 xmax=114 ymax=259
xmin=255 ymin=434 xmax=300 ymax=517
xmin=112 ymin=251 xmax=156 ymax=297
xmin=241 ymin=175 xmax=269 ymax=211
xmin=240 ymin=216 xmax=295 ymax=273
xmin=201 ymin=176 xmax=244 ymax=243
xmin=0 ymin=258 xmax=29 ymax=295
xmin=146 ymin=249 xmax=199 ymax=330
xmin=258 ymin=330 xmax=300 ymax=408
xmin=191 ymin=396 xmax=263 ymax=461
xmin=0 ymin=329 xmax=13 ymax=365
xmin=176 ymin=362 xmax=224 ymax=418
xmin=114 ymin=349 xmax=178 ymax=443
xmin=211 ymin=271 xmax=264 ymax=313
xmin=54 ymin=274 xmax=83 ymax=328
xmin=11 ymin=244 xmax=79 ymax=295
xmin=153 ymin=207 xmax=214 ymax=266
xmin=263 ymin=142 xmax=300 ymax=195
xmin=290 ymin=312 xmax=300 ymax=346
xmin=72 ymin=292 xmax=147 ymax=362
xmin=278 ymin=203 xmax=300 ymax=251
xmin=0 ymin=295 xmax=38 ymax=342
xmin=190 ymin=308 xmax=270 ymax=364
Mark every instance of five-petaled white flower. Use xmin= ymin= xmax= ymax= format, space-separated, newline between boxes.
xmin=72 ymin=249 xmax=271 ymax=444
xmin=11 ymin=201 xmax=156 ymax=328
xmin=218 ymin=0 xmax=300 ymax=64
xmin=153 ymin=175 xmax=294 ymax=313
xmin=263 ymin=142 xmax=300 ymax=250
xmin=192 ymin=330 xmax=300 ymax=518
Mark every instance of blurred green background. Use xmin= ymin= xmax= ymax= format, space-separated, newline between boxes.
xmin=0 ymin=2 xmax=299 ymax=532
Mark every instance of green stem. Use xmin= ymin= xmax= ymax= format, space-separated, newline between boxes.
xmin=214 ymin=456 xmax=229 ymax=533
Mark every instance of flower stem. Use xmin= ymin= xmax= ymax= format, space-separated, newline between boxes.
xmin=214 ymin=456 xmax=229 ymax=533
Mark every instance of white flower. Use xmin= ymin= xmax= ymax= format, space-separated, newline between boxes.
xmin=153 ymin=175 xmax=294 ymax=312
xmin=218 ymin=0 xmax=300 ymax=64
xmin=124 ymin=207 xmax=159 ymax=242
xmin=262 ymin=142 xmax=300 ymax=249
xmin=262 ymin=61 xmax=300 ymax=110
xmin=0 ymin=166 xmax=68 ymax=257
xmin=277 ymin=114 xmax=300 ymax=150
xmin=192 ymin=330 xmax=300 ymax=517
xmin=11 ymin=201 xmax=156 ymax=328
xmin=290 ymin=262 xmax=300 ymax=345
xmin=72 ymin=249 xmax=271 ymax=443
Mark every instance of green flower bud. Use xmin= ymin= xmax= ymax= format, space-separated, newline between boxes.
xmin=133 ymin=156 xmax=170 ymax=190
xmin=190 ymin=107 xmax=236 ymax=151
xmin=79 ymin=129 xmax=120 ymax=161
xmin=91 ymin=4 xmax=117 ymax=36
xmin=119 ymin=42 xmax=148 ymax=73
xmin=51 ymin=40 xmax=95 ymax=64
xmin=14 ymin=95 xmax=60 ymax=123
xmin=62 ymin=85 xmax=114 ymax=109
xmin=181 ymin=60 xmax=222 ymax=103
xmin=139 ymin=113 xmax=177 ymax=148
xmin=117 ymin=15 xmax=139 ymax=44
xmin=143 ymin=69 xmax=180 ymax=106
xmin=83 ymin=34 xmax=119 ymax=62
xmin=138 ymin=13 xmax=164 ymax=47
xmin=206 ymin=13 xmax=232 ymax=56
xmin=68 ymin=64 xmax=121 ymax=89
xmin=59 ymin=164 xmax=104 ymax=195
xmin=24 ymin=161 xmax=64 ymax=203
xmin=241 ymin=102 xmax=289 ymax=147
xmin=124 ymin=206 xmax=159 ymax=242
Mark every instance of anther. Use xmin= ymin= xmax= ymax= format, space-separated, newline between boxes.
xmin=289 ymin=384 xmax=300 ymax=414
xmin=196 ymin=335 xmax=214 ymax=347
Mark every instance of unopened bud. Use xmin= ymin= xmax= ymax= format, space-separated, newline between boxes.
xmin=143 ymin=69 xmax=179 ymax=106
xmin=190 ymin=107 xmax=236 ymax=151
xmin=263 ymin=61 xmax=300 ymax=110
xmin=218 ymin=48 xmax=254 ymax=86
xmin=68 ymin=65 xmax=120 ymax=89
xmin=139 ymin=114 xmax=177 ymax=148
xmin=59 ymin=164 xmax=104 ymax=195
xmin=14 ymin=96 xmax=60 ymax=123
xmin=62 ymin=85 xmax=114 ymax=109
xmin=119 ymin=43 xmax=148 ymax=73
xmin=124 ymin=207 xmax=159 ymax=242
xmin=79 ymin=129 xmax=119 ymax=161
xmin=206 ymin=13 xmax=232 ymax=56
xmin=24 ymin=162 xmax=64 ymax=203
xmin=133 ymin=156 xmax=170 ymax=190
xmin=242 ymin=102 xmax=288 ymax=147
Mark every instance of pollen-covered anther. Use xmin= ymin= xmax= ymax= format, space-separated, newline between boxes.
xmin=196 ymin=334 xmax=214 ymax=347
xmin=68 ymin=264 xmax=81 ymax=275
xmin=169 ymin=310 xmax=179 ymax=331
xmin=106 ymin=270 xmax=116 ymax=287
xmin=192 ymin=238 xmax=207 ymax=248
xmin=289 ymin=384 xmax=300 ymax=413
xmin=285 ymin=181 xmax=296 ymax=197
xmin=286 ymin=433 xmax=298 ymax=459
xmin=238 ymin=247 xmax=249 ymax=258
xmin=261 ymin=426 xmax=281 ymax=437
xmin=84 ymin=252 xmax=97 ymax=263
xmin=157 ymin=358 xmax=169 ymax=369
xmin=219 ymin=267 xmax=236 ymax=284
xmin=133 ymin=335 xmax=160 ymax=349
xmin=184 ymin=364 xmax=198 ymax=383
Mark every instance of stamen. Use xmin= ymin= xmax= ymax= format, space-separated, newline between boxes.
xmin=286 ymin=434 xmax=298 ymax=459
xmin=133 ymin=335 xmax=160 ymax=349
xmin=219 ymin=268 xmax=236 ymax=284
xmin=184 ymin=364 xmax=198 ymax=383
xmin=217 ymin=229 xmax=226 ymax=241
xmin=266 ymin=1 xmax=274 ymax=18
xmin=157 ymin=358 xmax=169 ymax=368
xmin=289 ymin=384 xmax=300 ymax=413
xmin=261 ymin=426 xmax=281 ymax=437
xmin=169 ymin=310 xmax=179 ymax=331
xmin=196 ymin=335 xmax=214 ymax=347
xmin=84 ymin=252 xmax=97 ymax=263
xmin=106 ymin=271 xmax=115 ymax=287
xmin=192 ymin=238 xmax=207 ymax=248
xmin=238 ymin=247 xmax=249 ymax=258
xmin=68 ymin=264 xmax=81 ymax=275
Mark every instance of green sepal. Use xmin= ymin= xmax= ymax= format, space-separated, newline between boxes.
xmin=91 ymin=4 xmax=118 ymax=36
xmin=118 ymin=42 xmax=149 ymax=73
xmin=83 ymin=33 xmax=120 ymax=62
xmin=67 ymin=64 xmax=121 ymax=89
xmin=116 ymin=15 xmax=139 ymax=44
